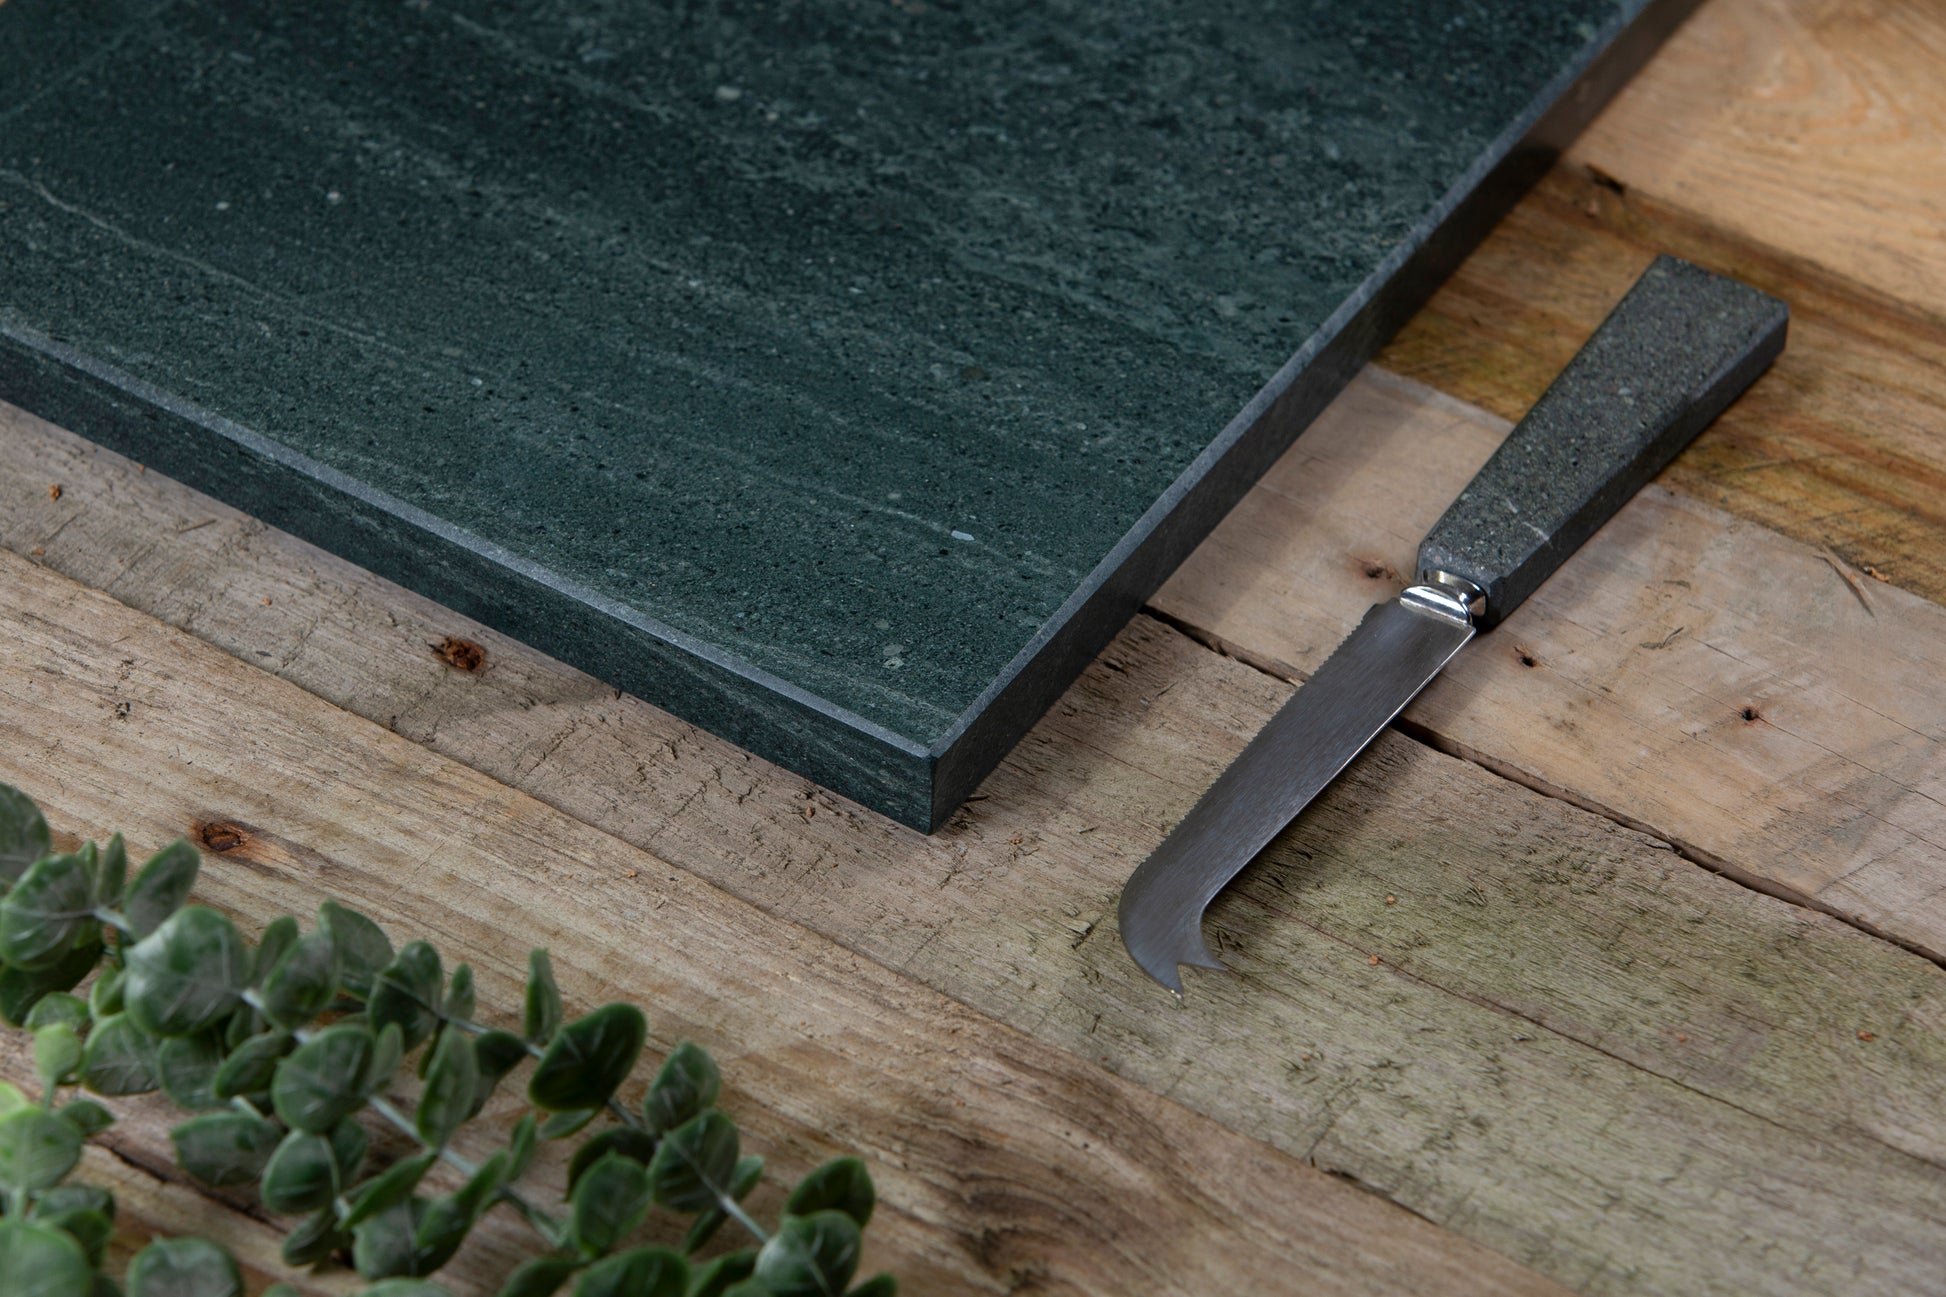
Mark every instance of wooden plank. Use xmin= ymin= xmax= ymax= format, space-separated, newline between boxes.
xmin=1575 ymin=0 xmax=1946 ymax=315
xmin=1380 ymin=153 xmax=1946 ymax=608
xmin=7 ymin=414 xmax=1946 ymax=1293
xmin=0 ymin=550 xmax=1557 ymax=1297
xmin=1151 ymin=369 xmax=1946 ymax=960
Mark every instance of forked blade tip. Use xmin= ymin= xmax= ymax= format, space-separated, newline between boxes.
xmin=1123 ymin=933 xmax=1229 ymax=997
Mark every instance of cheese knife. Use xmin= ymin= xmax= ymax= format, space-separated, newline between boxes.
xmin=1118 ymin=256 xmax=1789 ymax=994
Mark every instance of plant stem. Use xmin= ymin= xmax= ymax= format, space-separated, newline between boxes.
xmin=239 ymin=995 xmax=572 ymax=1253
xmin=721 ymin=1195 xmax=768 ymax=1244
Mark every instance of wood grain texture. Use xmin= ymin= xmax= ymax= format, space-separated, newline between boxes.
xmin=1151 ymin=369 xmax=1946 ymax=960
xmin=1576 ymin=0 xmax=1946 ymax=313
xmin=7 ymin=411 xmax=1946 ymax=1293
xmin=0 ymin=548 xmax=1561 ymax=1297
xmin=1379 ymin=149 xmax=1946 ymax=609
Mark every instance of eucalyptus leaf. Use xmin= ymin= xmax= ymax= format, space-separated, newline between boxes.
xmin=447 ymin=1149 xmax=509 ymax=1224
xmin=222 ymin=1002 xmax=264 ymax=1051
xmin=370 ymin=1021 xmax=406 ymax=1088
xmin=211 ymin=1030 xmax=291 ymax=1101
xmin=539 ymin=1108 xmax=598 ymax=1141
xmin=93 ymin=834 xmax=128 ymax=911
xmin=87 ymin=967 xmax=124 ymax=1020
xmin=647 ymin=1110 xmax=738 ymax=1214
xmin=78 ymin=1013 xmax=160 ymax=1095
xmin=0 ymin=1108 xmax=83 ymax=1191
xmin=572 ymin=1245 xmax=688 ymax=1297
xmin=0 ymin=851 xmax=95 ymax=968
xmin=753 ymin=1211 xmax=862 ymax=1297
xmin=0 ymin=1078 xmax=26 ymax=1114
xmin=506 ymin=1111 xmax=539 ymax=1180
xmin=121 ymin=841 xmax=200 ymax=941
xmin=416 ymin=1023 xmax=478 ymax=1149
xmin=169 ymin=1110 xmax=279 ymax=1188
xmin=523 ymin=949 xmax=562 ymax=1044
xmin=330 ymin=1114 xmax=370 ymax=1184
xmin=352 ymin=1198 xmax=427 ymax=1280
xmin=363 ymin=1283 xmax=455 ymax=1297
xmin=471 ymin=1028 xmax=529 ymax=1116
xmin=34 ymin=1022 xmax=82 ymax=1089
xmin=272 ymin=1023 xmax=374 ymax=1133
xmin=24 ymin=993 xmax=89 ymax=1033
xmin=318 ymin=900 xmax=393 ymax=999
xmin=33 ymin=1183 xmax=115 ymax=1218
xmin=683 ymin=1155 xmax=764 ymax=1254
xmin=0 ymin=937 xmax=104 ymax=1028
xmin=341 ymin=1151 xmax=437 ymax=1228
xmin=281 ymin=1206 xmax=348 ymax=1268
xmin=570 ymin=1153 xmax=654 ymax=1258
xmin=33 ymin=1205 xmax=111 ymax=1268
xmin=565 ymin=1125 xmax=658 ymax=1194
xmin=259 ymin=931 xmax=339 ymax=1031
xmin=784 ymin=1158 xmax=875 ymax=1228
xmin=261 ymin=1130 xmax=339 ymax=1213
xmin=0 ymin=784 xmax=53 ymax=884
xmin=0 ymin=1217 xmax=90 ymax=1297
xmin=126 ymin=1236 xmax=243 ymax=1297
xmin=249 ymin=916 xmax=299 ymax=988
xmin=55 ymin=1098 xmax=113 ymax=1139
xmin=123 ymin=907 xmax=246 ymax=1038
xmin=157 ymin=1032 xmax=226 ymax=1111
xmin=407 ymin=1193 xmax=473 ymax=1276
xmin=495 ymin=1256 xmax=576 ymax=1297
xmin=443 ymin=963 xmax=476 ymax=1022
xmin=643 ymin=1041 xmax=720 ymax=1136
xmin=688 ymin=1250 xmax=758 ymax=1297
xmin=369 ymin=942 xmax=441 ymax=1052
xmin=844 ymin=1275 xmax=897 ymax=1297
xmin=529 ymin=1004 xmax=645 ymax=1113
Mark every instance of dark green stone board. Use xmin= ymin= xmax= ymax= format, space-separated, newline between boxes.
xmin=0 ymin=0 xmax=1693 ymax=830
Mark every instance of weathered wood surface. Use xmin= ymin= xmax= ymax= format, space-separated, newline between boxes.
xmin=7 ymin=419 xmax=1946 ymax=1293
xmin=4 ymin=0 xmax=1946 ymax=1291
xmin=1576 ymin=0 xmax=1946 ymax=318
xmin=1152 ymin=370 xmax=1946 ymax=959
xmin=0 ymin=549 xmax=1561 ymax=1297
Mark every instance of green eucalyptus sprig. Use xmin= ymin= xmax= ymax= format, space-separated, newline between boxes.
xmin=0 ymin=783 xmax=894 ymax=1297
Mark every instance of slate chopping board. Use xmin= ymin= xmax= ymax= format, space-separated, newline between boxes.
xmin=0 ymin=0 xmax=1691 ymax=830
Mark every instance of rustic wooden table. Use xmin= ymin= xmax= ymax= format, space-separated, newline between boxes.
xmin=3 ymin=0 xmax=1941 ymax=1292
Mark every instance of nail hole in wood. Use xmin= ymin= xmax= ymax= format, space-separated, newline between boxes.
xmin=432 ymin=636 xmax=486 ymax=672
xmin=198 ymin=821 xmax=248 ymax=853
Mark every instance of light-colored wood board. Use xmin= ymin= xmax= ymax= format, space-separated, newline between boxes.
xmin=1151 ymin=369 xmax=1946 ymax=960
xmin=7 ymin=423 xmax=1946 ymax=1293
xmin=0 ymin=550 xmax=1560 ymax=1297
xmin=1574 ymin=0 xmax=1946 ymax=317
xmin=1380 ymin=165 xmax=1946 ymax=607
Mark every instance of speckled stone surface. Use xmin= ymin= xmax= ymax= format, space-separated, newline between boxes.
xmin=0 ymin=0 xmax=1679 ymax=828
xmin=1418 ymin=258 xmax=1787 ymax=629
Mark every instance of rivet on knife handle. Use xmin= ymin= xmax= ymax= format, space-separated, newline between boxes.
xmin=1117 ymin=256 xmax=1789 ymax=995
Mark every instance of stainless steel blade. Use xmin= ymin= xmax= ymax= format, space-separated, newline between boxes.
xmin=1118 ymin=587 xmax=1475 ymax=992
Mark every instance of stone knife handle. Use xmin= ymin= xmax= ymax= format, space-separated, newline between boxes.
xmin=1416 ymin=255 xmax=1788 ymax=631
